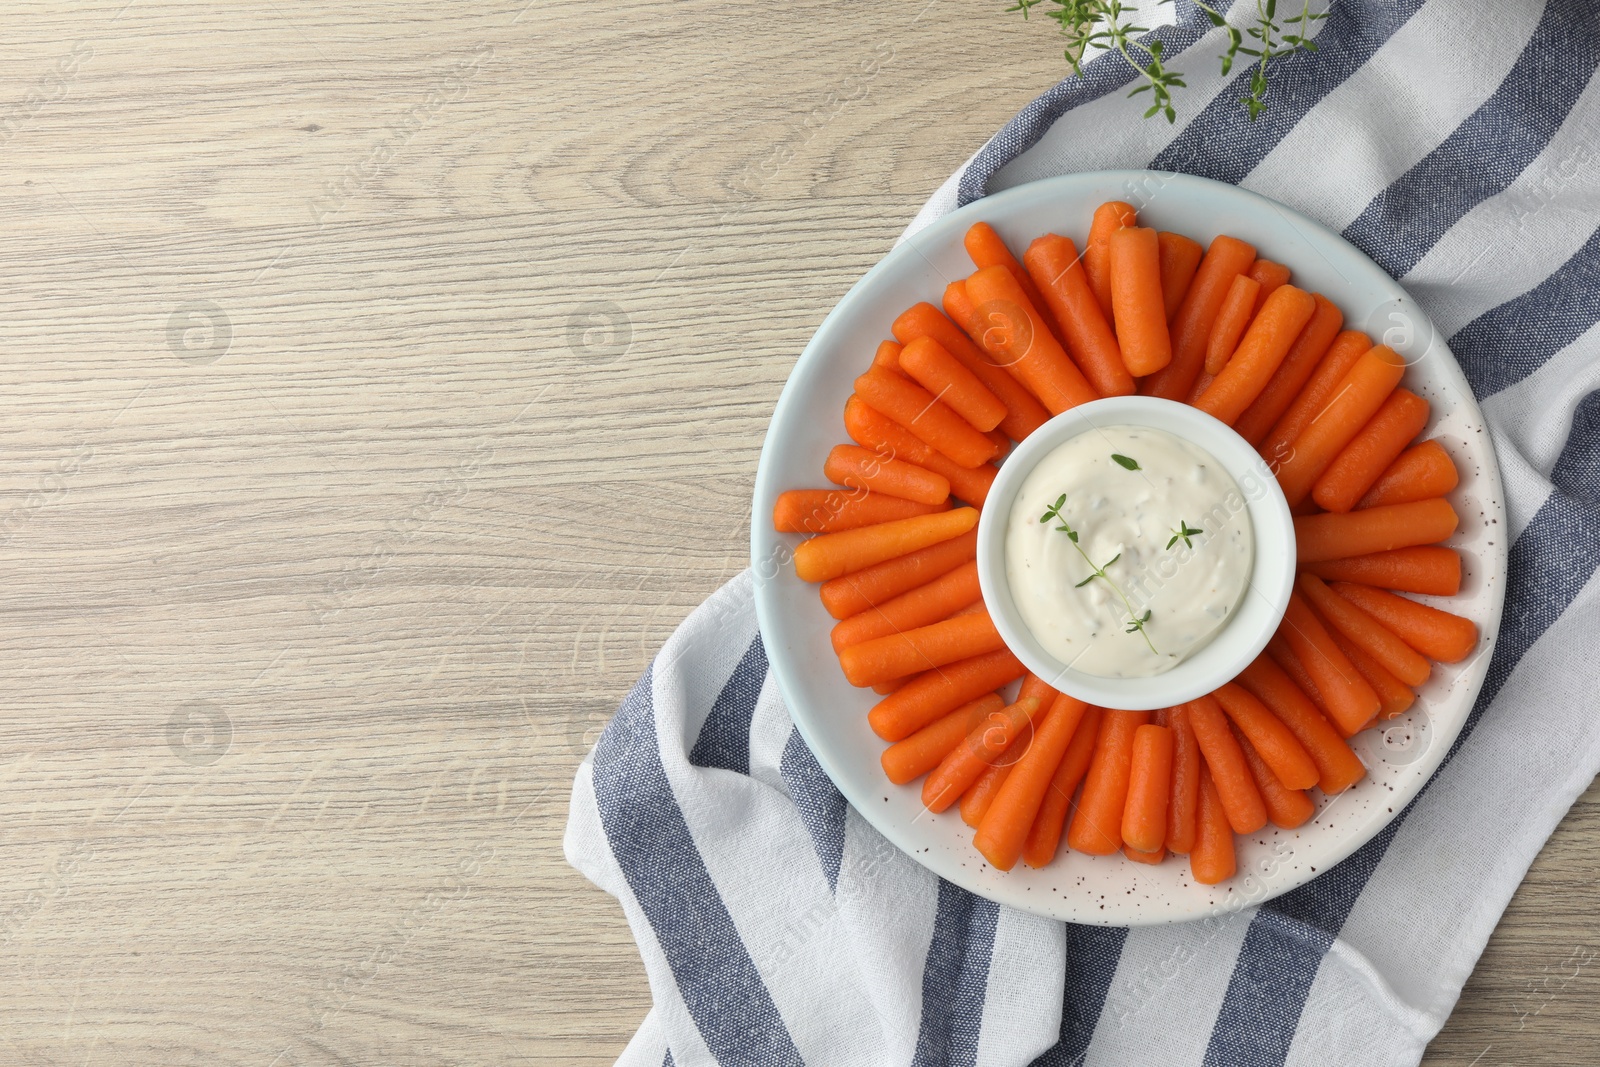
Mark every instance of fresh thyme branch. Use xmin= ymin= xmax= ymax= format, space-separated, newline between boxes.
xmin=1040 ymin=492 xmax=1158 ymax=654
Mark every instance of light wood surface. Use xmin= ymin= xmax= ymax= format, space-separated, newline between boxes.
xmin=0 ymin=2 xmax=1591 ymax=1064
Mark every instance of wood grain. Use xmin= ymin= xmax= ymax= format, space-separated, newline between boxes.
xmin=0 ymin=1 xmax=1590 ymax=1063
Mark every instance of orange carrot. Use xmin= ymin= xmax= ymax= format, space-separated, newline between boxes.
xmin=1157 ymin=231 xmax=1204 ymax=321
xmin=839 ymin=608 xmax=1004 ymax=687
xmin=1247 ymin=260 xmax=1291 ymax=312
xmin=1273 ymin=344 xmax=1406 ymax=504
xmin=1195 ymin=284 xmax=1318 ymax=426
xmin=880 ymin=693 xmax=1002 ymax=784
xmin=868 ymin=647 xmax=1026 ymax=741
xmin=1067 ymin=709 xmax=1152 ymax=855
xmin=1121 ymin=724 xmax=1174 ymax=853
xmin=1018 ymin=672 xmax=1060 ymax=708
xmin=1295 ymin=498 xmax=1460 ymax=563
xmin=843 ymin=396 xmax=998 ymax=508
xmin=795 ymin=507 xmax=977 ymax=584
xmin=1184 ymin=695 xmax=1267 ymax=834
xmin=1267 ymin=635 xmax=1352 ymax=734
xmin=963 ymin=221 xmax=1064 ymax=342
xmin=1331 ymin=582 xmax=1479 ymax=663
xmin=1279 ymin=592 xmax=1381 ymax=736
xmin=1297 ymin=572 xmax=1430 ymax=686
xmin=873 ymin=678 xmax=907 ymax=696
xmin=899 ymin=336 xmax=1008 ymax=433
xmin=1124 ymin=844 xmax=1167 ymax=865
xmin=1022 ymin=233 xmax=1135 ymax=397
xmin=1108 ymin=226 xmax=1173 ymax=376
xmin=1084 ymin=201 xmax=1138 ymax=321
xmin=824 ymin=444 xmax=950 ymax=506
xmin=1234 ymin=727 xmax=1315 ymax=830
xmin=961 ymin=762 xmax=1015 ymax=827
xmin=1233 ymin=294 xmax=1344 ymax=446
xmin=921 ymin=696 xmax=1043 ymax=812
xmin=1023 ymin=704 xmax=1104 ymax=868
xmin=1236 ymin=653 xmax=1366 ymax=794
xmin=773 ymin=489 xmax=946 ymax=534
xmin=1191 ymin=767 xmax=1236 ymax=885
xmin=854 ymin=370 xmax=1000 ymax=469
xmin=1260 ymin=330 xmax=1373 ymax=467
xmin=1166 ymin=705 xmax=1201 ymax=853
xmin=974 ymin=694 xmax=1091 ymax=869
xmin=894 ymin=301 xmax=1051 ymax=441
xmin=819 ymin=527 xmax=978 ymax=619
xmin=1203 ymin=273 xmax=1262 ymax=376
xmin=871 ymin=340 xmax=903 ymax=376
xmin=1141 ymin=234 xmax=1256 ymax=401
xmin=1312 ymin=388 xmax=1430 ymax=513
xmin=1357 ymin=439 xmax=1460 ymax=509
xmin=1326 ymin=625 xmax=1415 ymax=720
xmin=1300 ymin=546 xmax=1462 ymax=597
xmin=831 ymin=559 xmax=982 ymax=653
xmin=1210 ymin=682 xmax=1319 ymax=791
xmin=965 ymin=266 xmax=1100 ymax=414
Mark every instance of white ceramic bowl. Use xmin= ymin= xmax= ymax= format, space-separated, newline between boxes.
xmin=976 ymin=396 xmax=1294 ymax=711
xmin=750 ymin=170 xmax=1507 ymax=925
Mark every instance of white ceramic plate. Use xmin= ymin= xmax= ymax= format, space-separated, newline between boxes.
xmin=750 ymin=171 xmax=1507 ymax=925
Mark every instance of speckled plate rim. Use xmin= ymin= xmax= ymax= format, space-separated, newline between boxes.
xmin=750 ymin=170 xmax=1507 ymax=926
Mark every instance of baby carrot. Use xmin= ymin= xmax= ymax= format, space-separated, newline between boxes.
xmin=1247 ymin=259 xmax=1291 ymax=313
xmin=1297 ymin=572 xmax=1430 ymax=686
xmin=921 ymin=696 xmax=1043 ymax=812
xmin=1326 ymin=625 xmax=1415 ymax=720
xmin=1195 ymin=284 xmax=1318 ymax=426
xmin=824 ymin=444 xmax=950 ymax=506
xmin=1018 ymin=672 xmax=1060 ymax=708
xmin=1108 ymin=226 xmax=1173 ymax=376
xmin=1084 ymin=201 xmax=1138 ymax=321
xmin=1023 ymin=704 xmax=1104 ymax=868
xmin=1124 ymin=844 xmax=1167 ymax=865
xmin=854 ymin=370 xmax=1000 ymax=469
xmin=1312 ymin=388 xmax=1431 ymax=513
xmin=1157 ymin=231 xmax=1204 ymax=321
xmin=873 ymin=678 xmax=906 ymax=696
xmin=1191 ymin=767 xmax=1237 ymax=885
xmin=794 ymin=507 xmax=977 ymax=584
xmin=1068 ymin=709 xmax=1152 ymax=855
xmin=963 ymin=221 xmax=1065 ymax=342
xmin=1203 ymin=273 xmax=1262 ymax=376
xmin=1331 ymin=582 xmax=1479 ymax=663
xmin=843 ymin=396 xmax=997 ymax=508
xmin=1234 ymin=727 xmax=1315 ymax=830
xmin=1022 ymin=233 xmax=1135 ymax=397
xmin=1166 ymin=705 xmax=1201 ymax=853
xmin=1141 ymin=234 xmax=1256 ymax=401
xmin=838 ymin=608 xmax=1004 ymax=687
xmin=830 ymin=559 xmax=981 ymax=653
xmin=899 ymin=336 xmax=1008 ymax=433
xmin=880 ymin=693 xmax=1002 ymax=784
xmin=1294 ymin=498 xmax=1460 ymax=563
xmin=1279 ymin=592 xmax=1381 ymax=736
xmin=893 ymin=301 xmax=1050 ymax=441
xmin=1357 ymin=439 xmax=1460 ymax=509
xmin=1185 ymin=695 xmax=1267 ymax=834
xmin=1232 ymin=294 xmax=1344 ymax=446
xmin=961 ymin=762 xmax=1015 ymax=827
xmin=819 ymin=527 xmax=977 ymax=619
xmin=1259 ymin=330 xmax=1373 ymax=467
xmin=1300 ymin=545 xmax=1462 ymax=597
xmin=1273 ymin=344 xmax=1406 ymax=504
xmin=975 ymin=694 xmax=1091 ymax=870
xmin=871 ymin=339 xmax=903 ymax=376
xmin=773 ymin=489 xmax=946 ymax=534
xmin=965 ymin=266 xmax=1100 ymax=414
xmin=1267 ymin=635 xmax=1352 ymax=734
xmin=1211 ymin=681 xmax=1319 ymax=791
xmin=1121 ymin=724 xmax=1174 ymax=854
xmin=868 ymin=646 xmax=1026 ymax=741
xmin=1236 ymin=653 xmax=1367 ymax=794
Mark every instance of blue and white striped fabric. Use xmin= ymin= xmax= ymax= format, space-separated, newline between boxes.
xmin=565 ymin=1 xmax=1600 ymax=1062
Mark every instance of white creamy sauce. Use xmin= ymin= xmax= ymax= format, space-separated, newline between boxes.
xmin=1005 ymin=425 xmax=1253 ymax=678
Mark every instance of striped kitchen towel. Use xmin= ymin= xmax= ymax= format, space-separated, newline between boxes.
xmin=565 ymin=0 xmax=1600 ymax=1063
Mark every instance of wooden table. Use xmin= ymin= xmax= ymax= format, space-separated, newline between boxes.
xmin=0 ymin=2 xmax=1592 ymax=1063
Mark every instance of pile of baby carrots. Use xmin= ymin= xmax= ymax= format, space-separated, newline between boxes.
xmin=771 ymin=200 xmax=1478 ymax=886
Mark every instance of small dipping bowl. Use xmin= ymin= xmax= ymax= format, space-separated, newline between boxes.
xmin=977 ymin=396 xmax=1295 ymax=711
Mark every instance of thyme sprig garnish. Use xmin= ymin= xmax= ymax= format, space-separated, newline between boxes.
xmin=1040 ymin=493 xmax=1158 ymax=654
xmin=1167 ymin=519 xmax=1204 ymax=550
